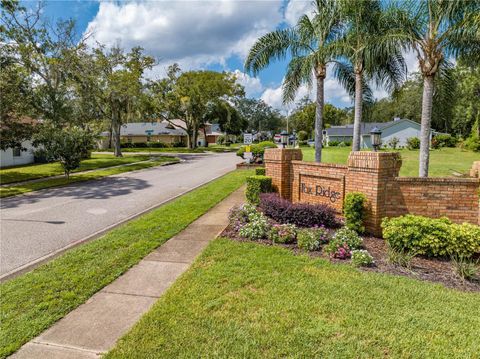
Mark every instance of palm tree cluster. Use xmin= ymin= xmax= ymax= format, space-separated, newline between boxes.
xmin=245 ymin=0 xmax=479 ymax=177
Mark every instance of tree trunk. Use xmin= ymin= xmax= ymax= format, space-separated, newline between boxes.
xmin=352 ymin=72 xmax=363 ymax=151
xmin=202 ymin=126 xmax=208 ymax=148
xmin=186 ymin=132 xmax=192 ymax=149
xmin=112 ymin=112 xmax=122 ymax=157
xmin=108 ymin=124 xmax=113 ymax=149
xmin=419 ymin=75 xmax=434 ymax=177
xmin=314 ymin=75 xmax=325 ymax=162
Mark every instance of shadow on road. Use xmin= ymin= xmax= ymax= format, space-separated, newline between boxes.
xmin=1 ymin=176 xmax=151 ymax=209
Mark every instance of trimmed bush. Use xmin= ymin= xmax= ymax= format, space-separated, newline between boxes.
xmin=268 ymin=224 xmax=297 ymax=244
xmin=382 ymin=215 xmax=480 ymax=257
xmin=406 ymin=137 xmax=420 ymax=150
xmin=245 ymin=176 xmax=272 ymax=204
xmin=259 ymin=193 xmax=339 ymax=228
xmin=326 ymin=227 xmax=363 ymax=259
xmin=343 ymin=192 xmax=367 ymax=233
xmin=297 ymin=229 xmax=322 ymax=251
xmin=255 ymin=167 xmax=266 ymax=176
xmin=431 ymin=134 xmax=457 ymax=149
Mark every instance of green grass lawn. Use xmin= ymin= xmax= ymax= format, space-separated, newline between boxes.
xmin=301 ymin=147 xmax=479 ymax=177
xmin=0 ymin=154 xmax=152 ymax=185
xmin=106 ymin=239 xmax=480 ymax=358
xmin=0 ymin=156 xmax=177 ymax=198
xmin=0 ymin=170 xmax=253 ymax=358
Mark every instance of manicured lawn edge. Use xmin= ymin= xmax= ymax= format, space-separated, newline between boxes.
xmin=105 ymin=238 xmax=480 ymax=358
xmin=0 ymin=157 xmax=178 ymax=198
xmin=0 ymin=169 xmax=253 ymax=358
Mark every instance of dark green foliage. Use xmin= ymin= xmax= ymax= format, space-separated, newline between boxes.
xmin=343 ymin=192 xmax=367 ymax=233
xmin=255 ymin=167 xmax=265 ymax=176
xmin=33 ymin=127 xmax=95 ymax=178
xmin=431 ymin=134 xmax=457 ymax=149
xmin=382 ymin=215 xmax=480 ymax=258
xmin=245 ymin=175 xmax=272 ymax=204
xmin=406 ymin=137 xmax=420 ymax=150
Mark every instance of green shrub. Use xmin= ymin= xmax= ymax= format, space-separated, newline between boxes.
xmin=268 ymin=224 xmax=297 ymax=244
xmin=382 ymin=215 xmax=480 ymax=257
xmin=255 ymin=167 xmax=266 ymax=176
xmin=351 ymin=250 xmax=374 ymax=267
xmin=406 ymin=137 xmax=420 ymax=150
xmin=246 ymin=175 xmax=272 ymax=204
xmin=464 ymin=135 xmax=480 ymax=152
xmin=328 ymin=141 xmax=340 ymax=147
xmin=325 ymin=238 xmax=351 ymax=259
xmin=238 ymin=211 xmax=270 ymax=240
xmin=297 ymin=130 xmax=308 ymax=141
xmin=431 ymin=134 xmax=457 ymax=148
xmin=343 ymin=192 xmax=367 ymax=233
xmin=297 ymin=229 xmax=322 ymax=251
xmin=451 ymin=256 xmax=479 ymax=281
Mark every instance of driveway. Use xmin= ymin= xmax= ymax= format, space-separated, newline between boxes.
xmin=0 ymin=152 xmax=241 ymax=279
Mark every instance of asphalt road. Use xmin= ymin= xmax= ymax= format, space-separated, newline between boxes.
xmin=0 ymin=152 xmax=241 ymax=279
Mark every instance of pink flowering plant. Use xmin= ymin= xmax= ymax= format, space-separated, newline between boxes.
xmin=268 ymin=224 xmax=297 ymax=244
xmin=325 ymin=227 xmax=363 ymax=259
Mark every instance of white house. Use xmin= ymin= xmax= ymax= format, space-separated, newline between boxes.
xmin=324 ymin=118 xmax=439 ymax=149
xmin=0 ymin=141 xmax=35 ymax=168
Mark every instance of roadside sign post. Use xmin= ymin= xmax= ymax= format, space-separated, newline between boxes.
xmin=243 ymin=134 xmax=253 ymax=163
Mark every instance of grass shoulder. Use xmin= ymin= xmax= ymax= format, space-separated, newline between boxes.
xmin=0 ymin=169 xmax=253 ymax=358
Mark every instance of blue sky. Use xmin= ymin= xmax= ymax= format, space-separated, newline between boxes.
xmin=30 ymin=0 xmax=416 ymax=112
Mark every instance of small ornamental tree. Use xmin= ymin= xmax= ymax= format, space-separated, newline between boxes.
xmin=34 ymin=127 xmax=95 ymax=178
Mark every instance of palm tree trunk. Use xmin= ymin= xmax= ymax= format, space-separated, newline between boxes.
xmin=352 ymin=72 xmax=363 ymax=151
xmin=419 ymin=75 xmax=434 ymax=177
xmin=314 ymin=75 xmax=325 ymax=162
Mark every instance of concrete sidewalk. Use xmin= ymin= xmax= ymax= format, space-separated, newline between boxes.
xmin=11 ymin=188 xmax=245 ymax=358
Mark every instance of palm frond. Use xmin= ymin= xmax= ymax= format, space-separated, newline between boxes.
xmin=282 ymin=55 xmax=314 ymax=104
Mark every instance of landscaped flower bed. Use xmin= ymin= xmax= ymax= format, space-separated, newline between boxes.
xmin=223 ymin=194 xmax=480 ymax=292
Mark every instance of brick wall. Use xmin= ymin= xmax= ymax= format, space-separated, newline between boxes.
xmin=386 ymin=177 xmax=480 ymax=225
xmin=291 ymin=161 xmax=347 ymax=212
xmin=264 ymin=148 xmax=480 ymax=237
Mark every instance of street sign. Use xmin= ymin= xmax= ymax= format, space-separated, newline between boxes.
xmin=243 ymin=133 xmax=253 ymax=144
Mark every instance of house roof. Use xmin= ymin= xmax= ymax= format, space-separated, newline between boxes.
xmin=326 ymin=119 xmax=421 ymax=137
xmin=120 ymin=121 xmax=187 ymax=136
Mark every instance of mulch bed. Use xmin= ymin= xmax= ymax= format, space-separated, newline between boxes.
xmin=221 ymin=225 xmax=480 ymax=293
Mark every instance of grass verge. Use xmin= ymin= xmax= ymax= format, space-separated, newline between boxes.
xmin=301 ymin=147 xmax=479 ymax=177
xmin=0 ymin=169 xmax=252 ymax=358
xmin=0 ymin=156 xmax=177 ymax=198
xmin=107 ymin=239 xmax=480 ymax=358
xmin=0 ymin=154 xmax=152 ymax=185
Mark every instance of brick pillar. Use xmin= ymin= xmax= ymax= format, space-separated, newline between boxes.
xmin=346 ymin=151 xmax=402 ymax=236
xmin=470 ymin=161 xmax=480 ymax=178
xmin=264 ymin=148 xmax=303 ymax=200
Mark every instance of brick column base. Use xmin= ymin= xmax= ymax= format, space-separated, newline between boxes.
xmin=264 ymin=148 xmax=303 ymax=200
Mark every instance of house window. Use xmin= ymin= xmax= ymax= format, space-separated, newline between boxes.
xmin=146 ymin=135 xmax=151 ymax=142
xmin=13 ymin=147 xmax=21 ymax=157
xmin=127 ymin=137 xmax=133 ymax=144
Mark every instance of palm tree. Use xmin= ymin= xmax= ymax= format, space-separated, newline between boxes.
xmin=245 ymin=0 xmax=343 ymax=162
xmin=391 ymin=0 xmax=480 ymax=177
xmin=334 ymin=0 xmax=407 ymax=151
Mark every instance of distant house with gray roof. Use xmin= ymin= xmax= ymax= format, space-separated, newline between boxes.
xmin=324 ymin=118 xmax=441 ymax=149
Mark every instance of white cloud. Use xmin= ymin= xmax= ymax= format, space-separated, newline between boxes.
xmin=232 ymin=70 xmax=263 ymax=97
xmin=284 ymin=0 xmax=313 ymax=25
xmin=85 ymin=0 xmax=282 ymax=74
